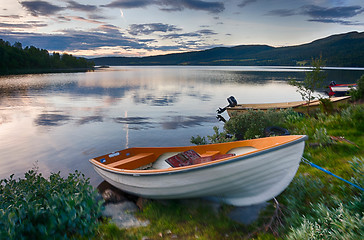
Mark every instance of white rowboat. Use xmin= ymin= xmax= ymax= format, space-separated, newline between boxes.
xmin=90 ymin=135 xmax=307 ymax=206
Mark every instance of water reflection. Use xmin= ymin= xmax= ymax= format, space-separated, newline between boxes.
xmin=114 ymin=116 xmax=155 ymax=131
xmin=35 ymin=113 xmax=71 ymax=127
xmin=114 ymin=116 xmax=153 ymax=125
xmin=77 ymin=116 xmax=104 ymax=125
xmin=161 ymin=115 xmax=216 ymax=130
xmin=1 ymin=66 xmax=364 ymax=185
xmin=133 ymin=93 xmax=179 ymax=106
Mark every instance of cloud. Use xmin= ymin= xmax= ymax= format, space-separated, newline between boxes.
xmin=69 ymin=16 xmax=104 ymax=24
xmin=307 ymin=18 xmax=363 ymax=26
xmin=58 ymin=28 xmax=150 ymax=50
xmin=66 ymin=1 xmax=98 ymax=12
xmin=128 ymin=23 xmax=182 ymax=36
xmin=197 ymin=29 xmax=217 ymax=35
xmin=101 ymin=0 xmax=153 ymax=8
xmin=102 ymin=0 xmax=225 ymax=13
xmin=265 ymin=9 xmax=296 ymax=17
xmin=0 ymin=22 xmax=48 ymax=28
xmin=301 ymin=5 xmax=364 ymax=25
xmin=158 ymin=0 xmax=225 ymax=13
xmin=99 ymin=24 xmax=122 ymax=31
xmin=20 ymin=1 xmax=64 ymax=16
xmin=163 ymin=32 xmax=199 ymax=39
xmin=64 ymin=1 xmax=104 ymax=20
xmin=57 ymin=16 xmax=71 ymax=22
xmin=237 ymin=0 xmax=257 ymax=8
xmin=163 ymin=29 xmax=217 ymax=39
xmin=0 ymin=26 xmax=150 ymax=51
xmin=0 ymin=15 xmax=21 ymax=19
xmin=88 ymin=14 xmax=107 ymax=20
xmin=266 ymin=4 xmax=364 ymax=26
xmin=301 ymin=5 xmax=364 ymax=19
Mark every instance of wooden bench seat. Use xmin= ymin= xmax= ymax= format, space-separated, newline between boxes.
xmin=107 ymin=153 xmax=155 ymax=169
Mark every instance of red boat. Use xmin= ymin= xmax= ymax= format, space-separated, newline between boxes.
xmin=328 ymin=81 xmax=357 ymax=96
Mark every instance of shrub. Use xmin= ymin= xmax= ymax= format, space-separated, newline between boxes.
xmin=0 ymin=170 xmax=103 ymax=239
xmin=312 ymin=128 xmax=333 ymax=146
xmin=350 ymin=74 xmax=364 ymax=101
xmin=340 ymin=105 xmax=364 ymax=131
xmin=191 ymin=126 xmax=236 ymax=145
xmin=319 ymin=98 xmax=334 ymax=114
xmin=224 ymin=109 xmax=296 ymax=140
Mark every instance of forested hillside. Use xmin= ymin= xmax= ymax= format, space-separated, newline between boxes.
xmin=0 ymin=39 xmax=94 ymax=75
xmin=92 ymin=31 xmax=364 ymax=67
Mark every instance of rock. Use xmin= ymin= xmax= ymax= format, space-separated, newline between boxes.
xmin=97 ymin=181 xmax=138 ymax=204
xmin=102 ymin=189 xmax=126 ymax=203
xmin=102 ymin=201 xmax=150 ymax=229
xmin=97 ymin=181 xmax=150 ymax=228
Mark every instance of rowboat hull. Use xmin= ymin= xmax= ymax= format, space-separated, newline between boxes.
xmin=90 ymin=135 xmax=307 ymax=206
xmin=226 ymin=96 xmax=350 ymax=117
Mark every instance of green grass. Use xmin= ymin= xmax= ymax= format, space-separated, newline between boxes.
xmin=96 ymin=200 xmax=256 ymax=239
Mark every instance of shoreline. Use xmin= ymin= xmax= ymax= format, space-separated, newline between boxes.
xmin=0 ymin=67 xmax=95 ymax=76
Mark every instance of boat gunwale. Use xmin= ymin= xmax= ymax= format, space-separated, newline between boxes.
xmin=90 ymin=135 xmax=308 ymax=176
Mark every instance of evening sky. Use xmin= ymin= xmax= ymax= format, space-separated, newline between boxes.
xmin=1 ymin=0 xmax=364 ymax=57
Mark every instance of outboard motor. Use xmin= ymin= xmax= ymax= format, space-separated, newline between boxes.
xmin=217 ymin=96 xmax=238 ymax=114
xmin=227 ymin=96 xmax=237 ymax=107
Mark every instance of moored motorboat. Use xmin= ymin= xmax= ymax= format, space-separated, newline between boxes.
xmin=90 ymin=135 xmax=307 ymax=206
xmin=222 ymin=96 xmax=351 ymax=117
xmin=327 ymin=81 xmax=357 ymax=96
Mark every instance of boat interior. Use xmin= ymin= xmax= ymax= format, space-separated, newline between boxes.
xmin=90 ymin=135 xmax=303 ymax=172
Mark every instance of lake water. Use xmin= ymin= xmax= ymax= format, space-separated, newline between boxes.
xmin=1 ymin=66 xmax=363 ymax=185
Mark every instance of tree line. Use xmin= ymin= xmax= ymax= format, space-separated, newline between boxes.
xmin=0 ymin=39 xmax=94 ymax=75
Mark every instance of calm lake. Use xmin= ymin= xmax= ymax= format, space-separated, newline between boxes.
xmin=1 ymin=66 xmax=364 ymax=185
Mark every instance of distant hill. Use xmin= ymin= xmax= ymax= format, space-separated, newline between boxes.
xmin=92 ymin=31 xmax=364 ymax=67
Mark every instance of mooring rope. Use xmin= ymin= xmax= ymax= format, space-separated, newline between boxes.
xmin=301 ymin=157 xmax=364 ymax=192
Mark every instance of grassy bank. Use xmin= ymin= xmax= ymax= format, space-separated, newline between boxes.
xmin=95 ymin=103 xmax=363 ymax=239
xmin=1 ymin=104 xmax=363 ymax=239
